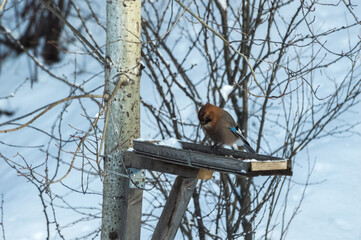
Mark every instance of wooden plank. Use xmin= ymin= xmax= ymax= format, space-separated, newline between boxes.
xmin=132 ymin=141 xmax=249 ymax=175
xmin=151 ymin=175 xmax=198 ymax=240
xmin=248 ymin=169 xmax=293 ymax=176
xmin=126 ymin=189 xmax=143 ymax=240
xmin=251 ymin=160 xmax=288 ymax=171
xmin=249 ymin=160 xmax=293 ymax=176
xmin=179 ymin=141 xmax=282 ymax=161
xmin=126 ymin=151 xmax=293 ymax=177
xmin=124 ymin=152 xmax=199 ymax=177
xmin=129 ymin=140 xmax=292 ymax=176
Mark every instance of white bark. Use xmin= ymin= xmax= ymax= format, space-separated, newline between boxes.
xmin=101 ymin=0 xmax=141 ymax=239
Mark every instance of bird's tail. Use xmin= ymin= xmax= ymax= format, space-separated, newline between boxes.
xmin=243 ymin=142 xmax=256 ymax=153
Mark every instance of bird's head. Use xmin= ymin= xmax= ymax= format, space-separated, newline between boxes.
xmin=198 ymin=103 xmax=218 ymax=130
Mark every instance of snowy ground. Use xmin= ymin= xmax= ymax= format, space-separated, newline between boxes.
xmin=0 ymin=60 xmax=360 ymax=238
xmin=1 ymin=108 xmax=360 ymax=240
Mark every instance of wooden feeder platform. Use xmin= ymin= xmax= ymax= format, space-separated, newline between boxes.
xmin=124 ymin=140 xmax=292 ymax=240
xmin=125 ymin=140 xmax=292 ymax=178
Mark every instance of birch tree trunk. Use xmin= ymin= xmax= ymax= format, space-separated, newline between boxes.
xmin=101 ymin=0 xmax=142 ymax=239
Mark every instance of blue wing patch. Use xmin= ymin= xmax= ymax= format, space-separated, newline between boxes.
xmin=228 ymin=126 xmax=237 ymax=133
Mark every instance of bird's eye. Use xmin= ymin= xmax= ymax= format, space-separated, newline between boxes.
xmin=205 ymin=117 xmax=211 ymax=124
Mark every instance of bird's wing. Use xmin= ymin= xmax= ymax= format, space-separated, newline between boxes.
xmin=221 ymin=110 xmax=256 ymax=153
xmin=222 ymin=110 xmax=238 ymax=127
xmin=228 ymin=126 xmax=256 ymax=153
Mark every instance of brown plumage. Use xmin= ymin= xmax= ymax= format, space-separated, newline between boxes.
xmin=198 ymin=103 xmax=255 ymax=153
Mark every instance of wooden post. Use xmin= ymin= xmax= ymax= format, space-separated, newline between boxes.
xmin=151 ymin=175 xmax=198 ymax=240
xmin=101 ymin=0 xmax=142 ymax=239
xmin=126 ymin=189 xmax=143 ymax=240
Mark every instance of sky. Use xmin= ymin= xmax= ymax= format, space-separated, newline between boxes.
xmin=282 ymin=129 xmax=361 ymax=240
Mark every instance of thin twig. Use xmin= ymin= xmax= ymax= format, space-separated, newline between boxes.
xmin=175 ymin=0 xmax=266 ymax=96
xmin=0 ymin=94 xmax=103 ymax=134
xmin=0 ymin=0 xmax=6 ymax=11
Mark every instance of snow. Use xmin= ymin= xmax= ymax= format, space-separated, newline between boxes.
xmin=2 ymin=97 xmax=359 ymax=240
xmin=134 ymin=137 xmax=183 ymax=149
xmin=243 ymin=159 xmax=257 ymax=162
xmin=217 ymin=0 xmax=227 ymax=10
xmin=220 ymin=84 xmax=234 ymax=101
xmin=156 ymin=137 xmax=183 ymax=149
xmin=243 ymin=159 xmax=287 ymax=162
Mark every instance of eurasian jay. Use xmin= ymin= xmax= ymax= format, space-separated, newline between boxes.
xmin=198 ymin=103 xmax=256 ymax=153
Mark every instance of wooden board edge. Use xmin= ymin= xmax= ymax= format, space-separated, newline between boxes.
xmin=251 ymin=160 xmax=288 ymax=171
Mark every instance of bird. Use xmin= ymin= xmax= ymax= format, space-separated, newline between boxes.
xmin=198 ymin=103 xmax=256 ymax=153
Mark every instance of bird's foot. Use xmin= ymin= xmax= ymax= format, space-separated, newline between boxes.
xmin=211 ymin=143 xmax=221 ymax=153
